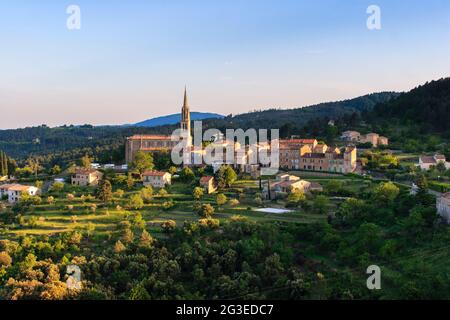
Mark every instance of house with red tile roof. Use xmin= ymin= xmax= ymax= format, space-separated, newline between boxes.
xmin=71 ymin=168 xmax=103 ymax=187
xmin=418 ymin=154 xmax=450 ymax=170
xmin=199 ymin=176 xmax=217 ymax=194
xmin=143 ymin=171 xmax=171 ymax=188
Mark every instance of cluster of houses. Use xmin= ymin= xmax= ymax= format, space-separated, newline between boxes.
xmin=418 ymin=154 xmax=450 ymax=171
xmin=0 ymin=184 xmax=39 ymax=204
xmin=262 ymin=173 xmax=322 ymax=200
xmin=278 ymin=139 xmax=357 ymax=173
xmin=341 ymin=131 xmax=388 ymax=147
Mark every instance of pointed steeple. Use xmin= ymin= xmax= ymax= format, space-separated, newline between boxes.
xmin=180 ymin=86 xmax=192 ymax=147
xmin=183 ymin=86 xmax=189 ymax=108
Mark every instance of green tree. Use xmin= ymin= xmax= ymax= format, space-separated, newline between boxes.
xmin=198 ymin=203 xmax=215 ymax=218
xmin=192 ymin=187 xmax=204 ymax=201
xmin=180 ymin=167 xmax=195 ymax=183
xmin=128 ymin=194 xmax=144 ymax=210
xmin=50 ymin=165 xmax=61 ymax=175
xmin=80 ymin=155 xmax=92 ymax=169
xmin=168 ymin=166 xmax=178 ymax=175
xmin=218 ymin=165 xmax=237 ymax=188
xmin=51 ymin=181 xmax=64 ymax=192
xmin=313 ymin=195 xmax=329 ymax=215
xmin=114 ymin=240 xmax=126 ymax=253
xmin=287 ymin=190 xmax=305 ymax=206
xmin=140 ymin=186 xmax=153 ymax=203
xmin=130 ymin=151 xmax=154 ymax=177
xmin=216 ymin=193 xmax=227 ymax=208
xmin=126 ymin=173 xmax=134 ymax=190
xmin=97 ymin=180 xmax=113 ymax=204
xmin=139 ymin=230 xmax=154 ymax=248
xmin=374 ymin=182 xmax=400 ymax=203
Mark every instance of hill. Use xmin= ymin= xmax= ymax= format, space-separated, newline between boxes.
xmin=372 ymin=78 xmax=450 ymax=133
xmin=133 ymin=112 xmax=224 ymax=127
xmin=201 ymin=92 xmax=399 ymax=131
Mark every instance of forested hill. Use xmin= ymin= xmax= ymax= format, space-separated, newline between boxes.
xmin=0 ymin=91 xmax=398 ymax=163
xmin=372 ymin=78 xmax=450 ymax=133
xmin=202 ymin=92 xmax=399 ymax=131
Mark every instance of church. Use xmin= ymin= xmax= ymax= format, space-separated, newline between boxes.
xmin=125 ymin=88 xmax=192 ymax=164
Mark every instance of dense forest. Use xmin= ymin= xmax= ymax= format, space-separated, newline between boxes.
xmin=373 ymin=78 xmax=450 ymax=134
xmin=1 ymin=182 xmax=449 ymax=300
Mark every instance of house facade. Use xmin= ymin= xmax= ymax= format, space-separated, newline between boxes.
xmin=262 ymin=174 xmax=322 ymax=199
xmin=341 ymin=131 xmax=388 ymax=147
xmin=71 ymin=169 xmax=103 ymax=187
xmin=0 ymin=184 xmax=39 ymax=203
xmin=279 ymin=140 xmax=357 ymax=174
xmin=143 ymin=171 xmax=172 ymax=188
xmin=418 ymin=154 xmax=450 ymax=170
xmin=437 ymin=193 xmax=450 ymax=223
xmin=200 ymin=176 xmax=217 ymax=194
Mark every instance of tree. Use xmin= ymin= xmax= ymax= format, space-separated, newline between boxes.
xmin=121 ymin=228 xmax=134 ymax=244
xmin=217 ymin=165 xmax=237 ymax=188
xmin=130 ymin=151 xmax=154 ymax=177
xmin=140 ymin=186 xmax=153 ymax=203
xmin=192 ymin=187 xmax=204 ymax=201
xmin=436 ymin=162 xmax=447 ymax=173
xmin=374 ymin=182 xmax=400 ymax=203
xmin=51 ymin=182 xmax=64 ymax=192
xmin=50 ymin=165 xmax=61 ymax=175
xmin=180 ymin=167 xmax=195 ymax=183
xmin=355 ymin=223 xmax=382 ymax=253
xmin=198 ymin=203 xmax=215 ymax=218
xmin=35 ymin=180 xmax=44 ymax=189
xmin=126 ymin=173 xmax=134 ymax=190
xmin=139 ymin=230 xmax=154 ymax=248
xmin=80 ymin=155 xmax=92 ymax=169
xmin=168 ymin=166 xmax=178 ymax=175
xmin=115 ymin=189 xmax=125 ymax=198
xmin=161 ymin=220 xmax=176 ymax=232
xmin=0 ymin=251 xmax=12 ymax=267
xmin=114 ymin=240 xmax=126 ymax=253
xmin=0 ymin=151 xmax=8 ymax=176
xmin=97 ymin=180 xmax=113 ymax=204
xmin=216 ymin=193 xmax=227 ymax=208
xmin=415 ymin=173 xmax=429 ymax=191
xmin=27 ymin=158 xmax=42 ymax=178
xmin=128 ymin=194 xmax=144 ymax=210
xmin=287 ymin=190 xmax=305 ymax=206
xmin=313 ymin=195 xmax=329 ymax=215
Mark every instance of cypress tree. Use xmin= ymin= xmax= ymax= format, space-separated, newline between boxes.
xmin=3 ymin=151 xmax=9 ymax=176
xmin=0 ymin=151 xmax=6 ymax=176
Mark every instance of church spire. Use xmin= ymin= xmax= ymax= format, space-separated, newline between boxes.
xmin=180 ymin=86 xmax=192 ymax=147
xmin=183 ymin=86 xmax=189 ymax=108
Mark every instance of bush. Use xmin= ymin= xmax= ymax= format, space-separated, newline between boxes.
xmin=0 ymin=251 xmax=12 ymax=267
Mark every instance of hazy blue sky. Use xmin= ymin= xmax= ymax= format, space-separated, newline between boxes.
xmin=0 ymin=0 xmax=449 ymax=129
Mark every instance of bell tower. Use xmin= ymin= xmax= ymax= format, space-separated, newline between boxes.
xmin=180 ymin=86 xmax=192 ymax=146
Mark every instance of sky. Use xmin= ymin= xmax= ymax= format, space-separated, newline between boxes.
xmin=0 ymin=0 xmax=449 ymax=129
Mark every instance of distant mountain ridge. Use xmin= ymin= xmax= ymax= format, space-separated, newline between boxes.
xmin=133 ymin=112 xmax=224 ymax=127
